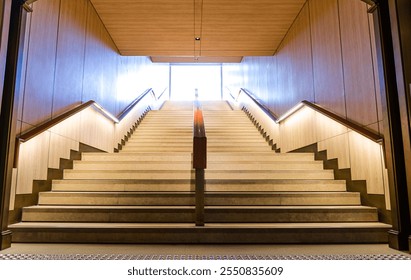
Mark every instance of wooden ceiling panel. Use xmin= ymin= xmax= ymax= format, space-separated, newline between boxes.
xmin=90 ymin=0 xmax=307 ymax=62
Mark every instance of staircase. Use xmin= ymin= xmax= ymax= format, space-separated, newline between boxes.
xmin=9 ymin=101 xmax=391 ymax=243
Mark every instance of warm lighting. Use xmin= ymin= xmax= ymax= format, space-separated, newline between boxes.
xmin=276 ymin=103 xmax=305 ymax=123
xmin=92 ymin=103 xmax=119 ymax=123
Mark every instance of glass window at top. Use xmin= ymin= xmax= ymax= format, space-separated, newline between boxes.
xmin=170 ymin=64 xmax=222 ymax=100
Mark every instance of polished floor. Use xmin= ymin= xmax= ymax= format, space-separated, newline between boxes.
xmin=1 ymin=243 xmax=410 ymax=258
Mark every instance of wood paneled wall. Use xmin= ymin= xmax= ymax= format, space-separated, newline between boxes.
xmin=223 ymin=0 xmax=382 ymax=133
xmin=9 ymin=0 xmax=169 ymax=200
xmin=223 ymin=0 xmax=388 ymax=208
xmin=16 ymin=0 xmax=169 ymax=134
xmin=0 ymin=0 xmax=11 ymax=108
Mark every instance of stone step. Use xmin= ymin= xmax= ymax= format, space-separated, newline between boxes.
xmin=82 ymin=152 xmax=193 ymax=162
xmin=207 ymin=152 xmax=315 ymax=161
xmin=63 ymin=169 xmax=334 ymax=180
xmin=124 ymin=142 xmax=271 ymax=147
xmin=63 ymin=170 xmax=194 ymax=180
xmin=80 ymin=152 xmax=315 ymax=162
xmin=124 ymin=142 xmax=194 ymax=147
xmin=207 ymin=146 xmax=273 ymax=152
xmin=8 ymin=222 xmax=391 ymax=243
xmin=72 ymin=161 xmax=324 ymax=171
xmin=205 ymin=170 xmax=335 ymax=180
xmin=126 ymin=138 xmax=268 ymax=144
xmin=21 ymin=205 xmax=379 ymax=223
xmin=38 ymin=191 xmax=361 ymax=206
xmin=51 ymin=179 xmax=347 ymax=192
xmin=120 ymin=146 xmax=193 ymax=152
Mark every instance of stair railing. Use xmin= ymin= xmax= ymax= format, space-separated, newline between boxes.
xmin=193 ymin=97 xmax=207 ymax=226
xmin=14 ymin=88 xmax=159 ymax=167
xmin=238 ymin=88 xmax=383 ymax=144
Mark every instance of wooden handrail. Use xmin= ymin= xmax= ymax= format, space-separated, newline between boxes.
xmin=117 ymin=88 xmax=154 ymax=121
xmin=18 ymin=88 xmax=155 ymax=142
xmin=193 ymin=98 xmax=206 ymax=227
xmin=193 ymin=100 xmax=207 ymax=169
xmin=239 ymin=88 xmax=279 ymax=122
xmin=239 ymin=88 xmax=383 ymax=144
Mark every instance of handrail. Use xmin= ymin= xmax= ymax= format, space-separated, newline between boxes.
xmin=193 ymin=100 xmax=207 ymax=169
xmin=193 ymin=98 xmax=206 ymax=227
xmin=18 ymin=88 xmax=155 ymax=142
xmin=156 ymin=88 xmax=168 ymax=101
xmin=239 ymin=88 xmax=383 ymax=144
xmin=239 ymin=88 xmax=279 ymax=123
xmin=117 ymin=88 xmax=154 ymax=121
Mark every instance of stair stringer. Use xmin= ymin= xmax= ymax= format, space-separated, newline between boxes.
xmin=8 ymin=143 xmax=105 ymax=225
xmin=242 ymin=107 xmax=391 ymax=225
xmin=291 ymin=143 xmax=391 ymax=224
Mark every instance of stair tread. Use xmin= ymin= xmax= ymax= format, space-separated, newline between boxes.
xmin=25 ymin=205 xmax=376 ymax=210
xmin=41 ymin=191 xmax=357 ymax=195
xmin=9 ymin=222 xmax=391 ymax=229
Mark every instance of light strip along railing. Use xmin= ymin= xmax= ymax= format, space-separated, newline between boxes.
xmin=193 ymin=98 xmax=207 ymax=227
xmin=14 ymin=88 xmax=156 ymax=167
xmin=239 ymin=88 xmax=383 ymax=144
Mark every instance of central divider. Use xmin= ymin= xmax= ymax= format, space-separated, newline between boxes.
xmin=193 ymin=98 xmax=207 ymax=226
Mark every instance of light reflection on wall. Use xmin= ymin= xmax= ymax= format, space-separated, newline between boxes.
xmin=170 ymin=64 xmax=222 ymax=100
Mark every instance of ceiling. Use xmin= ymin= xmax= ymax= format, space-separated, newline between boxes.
xmin=89 ymin=0 xmax=307 ymax=63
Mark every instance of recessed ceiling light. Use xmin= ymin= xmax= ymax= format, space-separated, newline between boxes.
xmin=195 ymin=37 xmax=201 ymax=41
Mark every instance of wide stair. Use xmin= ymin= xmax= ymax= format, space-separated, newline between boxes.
xmin=9 ymin=101 xmax=391 ymax=243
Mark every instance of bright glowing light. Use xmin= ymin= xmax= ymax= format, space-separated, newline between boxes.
xmin=170 ymin=64 xmax=222 ymax=100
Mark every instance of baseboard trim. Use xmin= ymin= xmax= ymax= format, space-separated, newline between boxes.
xmin=388 ymin=229 xmax=410 ymax=251
xmin=0 ymin=230 xmax=12 ymax=250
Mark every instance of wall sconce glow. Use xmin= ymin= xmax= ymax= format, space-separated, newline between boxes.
xmin=276 ymin=103 xmax=305 ymax=123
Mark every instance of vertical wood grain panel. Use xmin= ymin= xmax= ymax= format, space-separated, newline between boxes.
xmin=368 ymin=12 xmax=384 ymax=128
xmin=274 ymin=2 xmax=313 ymax=115
xmin=48 ymin=133 xmax=78 ymax=168
xmin=22 ymin=0 xmax=60 ymax=125
xmin=82 ymin=0 xmax=103 ymax=105
xmin=318 ymin=133 xmax=350 ymax=168
xmin=0 ymin=0 xmax=12 ymax=105
xmin=279 ymin=107 xmax=317 ymax=152
xmin=309 ymin=0 xmax=345 ymax=117
xmin=289 ymin=3 xmax=314 ymax=109
xmin=349 ymin=131 xmax=385 ymax=195
xmin=9 ymin=169 xmax=17 ymax=210
xmin=52 ymin=0 xmax=87 ymax=116
xmin=16 ymin=132 xmax=50 ymax=194
xmin=339 ymin=0 xmax=378 ymax=127
xmin=16 ymin=10 xmax=32 ymax=135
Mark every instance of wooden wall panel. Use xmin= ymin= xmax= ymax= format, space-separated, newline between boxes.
xmin=279 ymin=107 xmax=317 ymax=152
xmin=48 ymin=133 xmax=78 ymax=168
xmin=288 ymin=3 xmax=314 ymax=110
xmin=0 ymin=0 xmax=11 ymax=105
xmin=309 ymin=0 xmax=345 ymax=117
xmin=339 ymin=0 xmax=378 ymax=127
xmin=22 ymin=0 xmax=60 ymax=126
xmin=16 ymin=132 xmax=50 ymax=194
xmin=52 ymin=0 xmax=87 ymax=117
xmin=318 ymin=133 xmax=350 ymax=168
xmin=275 ymin=2 xmax=314 ymax=115
xmin=82 ymin=1 xmax=103 ymax=107
xmin=16 ymin=10 xmax=32 ymax=135
xmin=348 ymin=131 xmax=385 ymax=195
xmin=368 ymin=12 xmax=384 ymax=133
